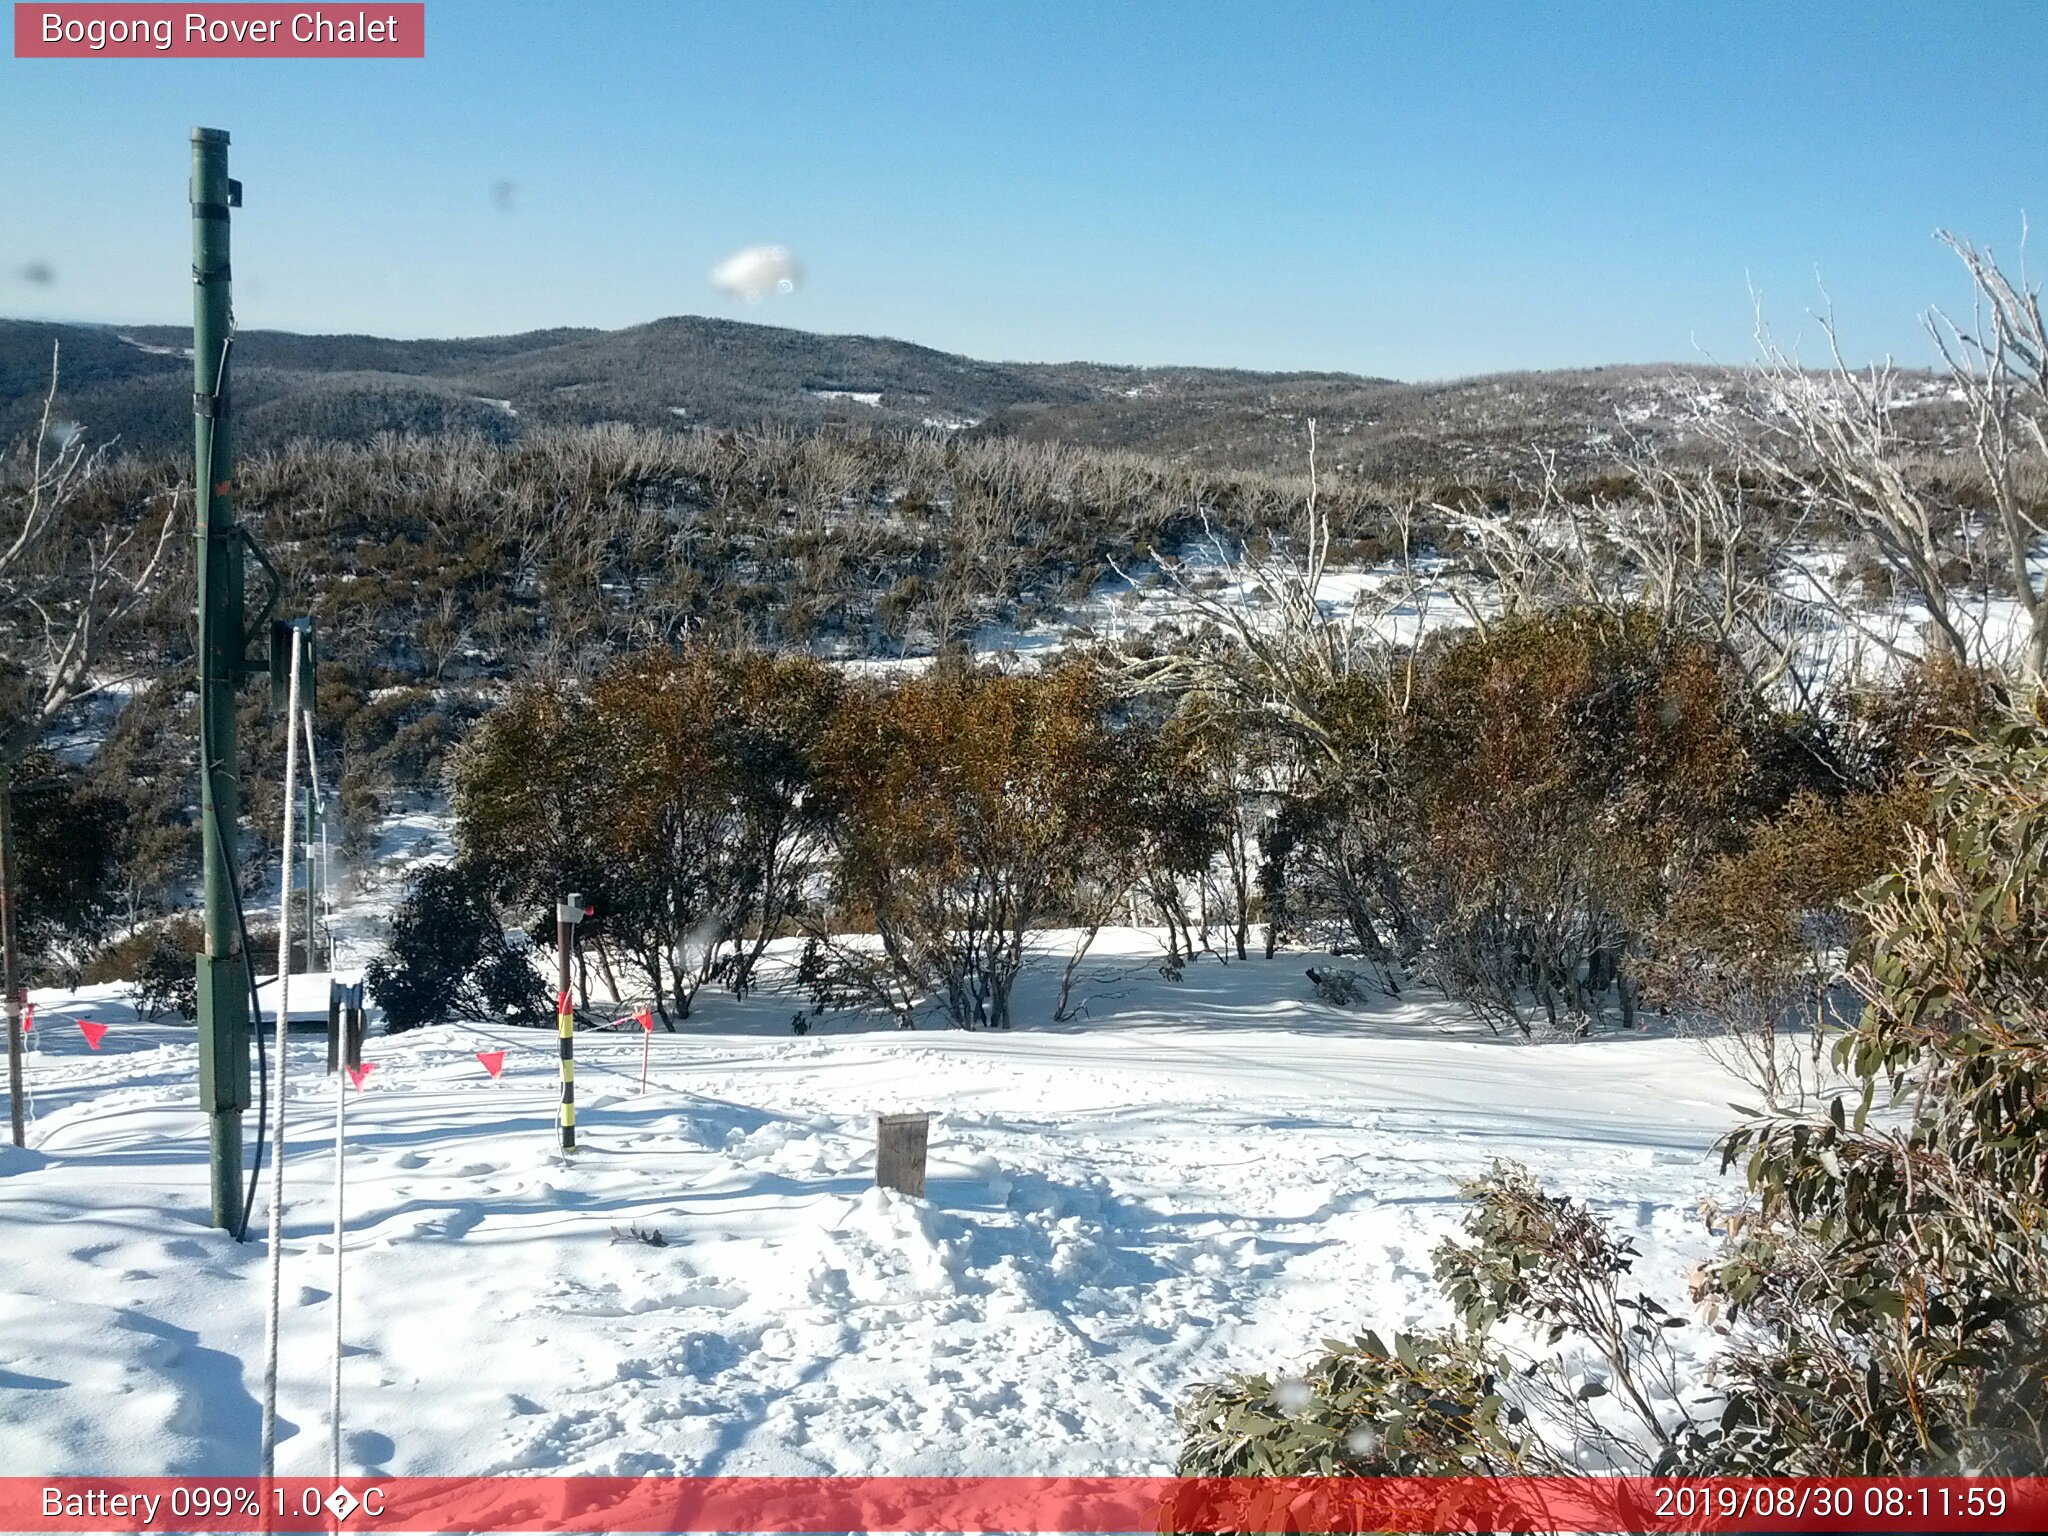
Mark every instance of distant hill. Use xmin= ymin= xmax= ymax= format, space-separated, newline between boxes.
xmin=0 ymin=313 xmax=1951 ymax=481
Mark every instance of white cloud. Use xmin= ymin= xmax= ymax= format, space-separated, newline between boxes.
xmin=710 ymin=244 xmax=803 ymax=302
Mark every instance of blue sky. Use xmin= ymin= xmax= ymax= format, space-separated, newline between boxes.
xmin=2 ymin=1 xmax=2043 ymax=378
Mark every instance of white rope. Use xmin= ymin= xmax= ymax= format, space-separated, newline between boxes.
xmin=22 ymin=1005 xmax=37 ymax=1141
xmin=330 ymin=1018 xmax=345 ymax=1479
xmin=259 ymin=631 xmax=303 ymax=1478
xmin=307 ymin=708 xmax=346 ymax=1482
xmin=319 ymin=790 xmax=336 ymax=971
xmin=300 ymin=715 xmax=328 ymax=972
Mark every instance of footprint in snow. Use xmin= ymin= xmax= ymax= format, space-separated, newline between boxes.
xmin=347 ymin=1428 xmax=396 ymax=1468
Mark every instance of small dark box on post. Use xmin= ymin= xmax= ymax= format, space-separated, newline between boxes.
xmin=344 ymin=984 xmax=365 ymax=1069
xmin=876 ymin=1112 xmax=931 ymax=1198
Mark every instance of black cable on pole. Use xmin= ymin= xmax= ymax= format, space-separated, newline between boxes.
xmin=226 ymin=809 xmax=267 ymax=1243
xmin=207 ymin=782 xmax=267 ymax=1244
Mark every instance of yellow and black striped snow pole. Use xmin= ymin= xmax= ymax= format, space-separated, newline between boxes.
xmin=555 ymin=893 xmax=583 ymax=1152
xmin=557 ymin=987 xmax=575 ymax=1151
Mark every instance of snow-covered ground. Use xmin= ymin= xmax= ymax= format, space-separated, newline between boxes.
xmin=0 ymin=932 xmax=1748 ymax=1480
xmin=318 ymin=800 xmax=456 ymax=970
xmin=1078 ymin=548 xmax=1468 ymax=655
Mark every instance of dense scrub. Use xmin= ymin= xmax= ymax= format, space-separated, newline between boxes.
xmin=16 ymin=353 xmax=2036 ymax=988
xmin=1271 ymin=610 xmax=1785 ymax=1036
xmin=341 ymin=610 xmax=2000 ymax=1047
xmin=11 ymin=414 xmax=2041 ymax=1491
xmin=1179 ymin=720 xmax=2048 ymax=1477
xmin=16 ymin=423 xmax=1429 ymax=977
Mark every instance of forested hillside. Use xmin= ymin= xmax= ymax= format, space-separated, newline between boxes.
xmin=3 ymin=311 xmax=1964 ymax=480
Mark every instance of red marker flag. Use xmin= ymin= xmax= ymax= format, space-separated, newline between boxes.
xmin=636 ymin=1008 xmax=654 ymax=1032
xmin=476 ymin=1050 xmax=506 ymax=1079
xmin=77 ymin=1020 xmax=107 ymax=1050
xmin=346 ymin=1062 xmax=376 ymax=1090
xmin=637 ymin=1008 xmax=655 ymax=1093
xmin=19 ymin=1002 xmax=30 ymax=1034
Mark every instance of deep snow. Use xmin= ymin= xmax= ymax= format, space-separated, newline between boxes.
xmin=1 ymin=932 xmax=1749 ymax=1479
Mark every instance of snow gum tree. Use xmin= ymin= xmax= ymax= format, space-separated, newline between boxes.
xmin=1259 ymin=608 xmax=1779 ymax=1035
xmin=1 ymin=348 xmax=174 ymax=1145
xmin=1258 ymin=671 xmax=1415 ymax=984
xmin=454 ymin=647 xmax=839 ymax=1024
xmin=807 ymin=665 xmax=1139 ymax=1029
xmin=1645 ymin=660 xmax=1999 ymax=1103
xmin=587 ymin=649 xmax=839 ymax=1021
xmin=1120 ymin=710 xmax=1232 ymax=979
xmin=1399 ymin=609 xmax=1771 ymax=1036
xmin=1165 ymin=699 xmax=1274 ymax=963
xmin=451 ymin=677 xmax=610 ymax=1005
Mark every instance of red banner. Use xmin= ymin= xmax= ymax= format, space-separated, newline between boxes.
xmin=5 ymin=1476 xmax=2047 ymax=1533
xmin=14 ymin=4 xmax=424 ymax=58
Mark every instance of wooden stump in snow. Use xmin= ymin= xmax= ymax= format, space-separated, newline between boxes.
xmin=876 ymin=1112 xmax=931 ymax=1198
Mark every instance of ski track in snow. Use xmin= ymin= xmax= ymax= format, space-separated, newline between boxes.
xmin=0 ymin=933 xmax=1748 ymax=1478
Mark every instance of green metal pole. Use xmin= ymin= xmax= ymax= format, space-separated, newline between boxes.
xmin=190 ymin=127 xmax=251 ymax=1233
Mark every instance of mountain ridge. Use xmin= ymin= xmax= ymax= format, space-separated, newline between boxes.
xmin=0 ymin=311 xmax=1850 ymax=478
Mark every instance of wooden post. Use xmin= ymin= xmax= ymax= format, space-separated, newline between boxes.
xmin=3 ymin=765 xmax=25 ymax=1148
xmin=876 ymin=1112 xmax=931 ymax=1198
xmin=326 ymin=979 xmax=342 ymax=1073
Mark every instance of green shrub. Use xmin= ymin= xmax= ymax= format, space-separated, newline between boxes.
xmin=1698 ymin=723 xmax=2048 ymax=1472
xmin=1178 ymin=1160 xmax=1714 ymax=1478
xmin=83 ymin=915 xmax=203 ymax=1020
xmin=1178 ymin=1325 xmax=1517 ymax=1477
xmin=364 ymin=862 xmax=545 ymax=1032
xmin=6 ymin=753 xmax=122 ymax=981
